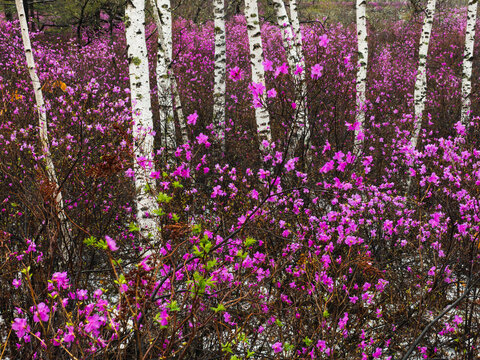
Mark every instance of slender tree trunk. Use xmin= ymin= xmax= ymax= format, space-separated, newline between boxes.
xmin=244 ymin=0 xmax=271 ymax=145
xmin=150 ymin=0 xmax=177 ymax=156
xmin=460 ymin=0 xmax=478 ymax=127
xmin=125 ymin=0 xmax=159 ymax=239
xmin=23 ymin=0 xmax=29 ymax=28
xmin=411 ymin=0 xmax=436 ymax=149
xmin=272 ymin=0 xmax=297 ymax=72
xmin=287 ymin=0 xmax=309 ymax=155
xmin=213 ymin=0 xmax=227 ymax=151
xmin=15 ymin=0 xmax=71 ymax=258
xmin=355 ymin=0 xmax=368 ymax=149
xmin=155 ymin=0 xmax=188 ymax=145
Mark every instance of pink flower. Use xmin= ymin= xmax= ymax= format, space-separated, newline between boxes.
xmin=105 ymin=235 xmax=118 ymax=251
xmin=267 ymin=88 xmax=277 ymax=98
xmin=159 ymin=309 xmax=169 ymax=327
xmin=263 ymin=59 xmax=273 ymax=72
xmin=285 ymin=158 xmax=297 ymax=172
xmin=187 ymin=111 xmax=198 ymax=125
xmin=294 ymin=64 xmax=303 ymax=75
xmin=85 ymin=314 xmax=105 ymax=337
xmin=272 ymin=342 xmax=283 ymax=353
xmin=32 ymin=302 xmax=49 ymax=323
xmin=372 ymin=347 xmax=382 ymax=358
xmin=12 ymin=318 xmax=30 ymax=339
xmin=274 ymin=62 xmax=289 ymax=78
xmin=249 ymin=82 xmax=266 ymax=97
xmin=125 ymin=168 xmax=135 ymax=178
xmin=12 ymin=278 xmax=21 ymax=289
xmin=311 ymin=64 xmax=323 ymax=79
xmin=52 ymin=272 xmax=70 ymax=289
xmin=196 ymin=133 xmax=211 ymax=148
xmin=229 ymin=66 xmax=243 ymax=81
xmin=319 ymin=34 xmax=330 ymax=47
xmin=77 ymin=289 xmax=88 ymax=300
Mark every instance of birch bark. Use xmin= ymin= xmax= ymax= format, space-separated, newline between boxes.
xmin=460 ymin=0 xmax=478 ymax=127
xmin=15 ymin=0 xmax=71 ymax=257
xmin=125 ymin=0 xmax=158 ymax=238
xmin=355 ymin=0 xmax=368 ymax=149
xmin=154 ymin=0 xmax=188 ymax=145
xmin=411 ymin=0 xmax=436 ymax=149
xmin=272 ymin=0 xmax=297 ymax=72
xmin=287 ymin=0 xmax=309 ymax=154
xmin=245 ymin=0 xmax=272 ymax=144
xmin=150 ymin=0 xmax=176 ymax=154
xmin=213 ymin=0 xmax=227 ymax=150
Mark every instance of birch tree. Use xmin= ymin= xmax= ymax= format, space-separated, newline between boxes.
xmin=15 ymin=0 xmax=71 ymax=258
xmin=153 ymin=0 xmax=188 ymax=145
xmin=460 ymin=0 xmax=478 ymax=127
xmin=213 ymin=0 xmax=227 ymax=150
xmin=125 ymin=0 xmax=158 ymax=238
xmin=355 ymin=0 xmax=368 ymax=149
xmin=411 ymin=0 xmax=436 ymax=149
xmin=150 ymin=0 xmax=177 ymax=154
xmin=245 ymin=0 xmax=272 ymax=144
xmin=286 ymin=0 xmax=309 ymax=155
xmin=272 ymin=0 xmax=297 ymax=72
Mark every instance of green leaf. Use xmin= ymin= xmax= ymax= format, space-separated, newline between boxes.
xmin=97 ymin=239 xmax=107 ymax=250
xmin=173 ymin=181 xmax=183 ymax=188
xmin=221 ymin=342 xmax=232 ymax=353
xmin=83 ymin=236 xmax=97 ymax=247
xmin=303 ymin=337 xmax=313 ymax=346
xmin=193 ymin=245 xmax=203 ymax=257
xmin=192 ymin=224 xmax=202 ymax=234
xmin=244 ymin=236 xmax=256 ymax=247
xmin=167 ymin=301 xmax=180 ymax=312
xmin=323 ymin=309 xmax=330 ymax=318
xmin=153 ymin=208 xmax=165 ymax=216
xmin=172 ymin=213 xmax=180 ymax=222
xmin=206 ymin=259 xmax=217 ymax=270
xmin=156 ymin=192 xmax=172 ymax=204
xmin=211 ymin=303 xmax=226 ymax=313
xmin=129 ymin=222 xmax=140 ymax=232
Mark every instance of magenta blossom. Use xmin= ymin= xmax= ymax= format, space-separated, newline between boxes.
xmin=229 ymin=66 xmax=242 ymax=81
xmin=32 ymin=302 xmax=49 ymax=323
xmin=105 ymin=235 xmax=118 ymax=251
xmin=12 ymin=318 xmax=30 ymax=339
xmin=272 ymin=342 xmax=283 ymax=353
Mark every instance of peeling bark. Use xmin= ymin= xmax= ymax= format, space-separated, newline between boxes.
xmin=154 ymin=0 xmax=188 ymax=145
xmin=150 ymin=0 xmax=176 ymax=154
xmin=460 ymin=0 xmax=478 ymax=127
xmin=245 ymin=0 xmax=271 ymax=145
xmin=412 ymin=0 xmax=436 ymax=149
xmin=15 ymin=0 xmax=71 ymax=259
xmin=125 ymin=0 xmax=159 ymax=239
xmin=355 ymin=0 xmax=368 ymax=149
xmin=213 ymin=0 xmax=227 ymax=150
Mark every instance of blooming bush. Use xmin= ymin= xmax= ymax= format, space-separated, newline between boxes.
xmin=1 ymin=7 xmax=480 ymax=359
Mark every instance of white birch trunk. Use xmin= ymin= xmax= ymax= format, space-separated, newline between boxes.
xmin=150 ymin=0 xmax=177 ymax=155
xmin=155 ymin=0 xmax=188 ymax=145
xmin=15 ymin=0 xmax=71 ymax=258
xmin=355 ymin=0 xmax=368 ymax=148
xmin=245 ymin=0 xmax=272 ymax=144
xmin=460 ymin=0 xmax=478 ymax=127
xmin=411 ymin=0 xmax=436 ymax=149
xmin=287 ymin=0 xmax=309 ymax=154
xmin=213 ymin=0 xmax=227 ymax=150
xmin=125 ymin=0 xmax=158 ymax=238
xmin=272 ymin=0 xmax=297 ymax=72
